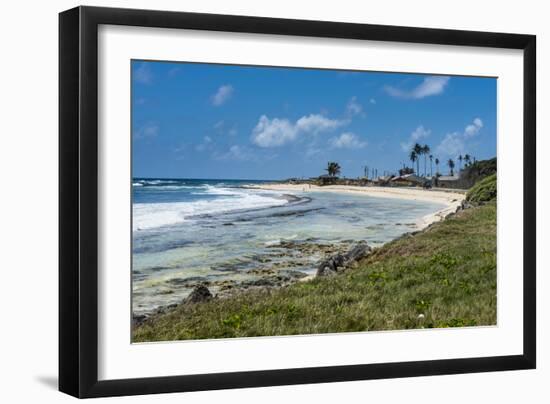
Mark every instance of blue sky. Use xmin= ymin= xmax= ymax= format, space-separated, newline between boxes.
xmin=132 ymin=60 xmax=496 ymax=180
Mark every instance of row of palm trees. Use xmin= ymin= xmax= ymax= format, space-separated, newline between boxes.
xmin=446 ymin=154 xmax=475 ymax=176
xmin=408 ymin=142 xmax=475 ymax=177
xmin=323 ymin=150 xmax=477 ymax=179
xmin=408 ymin=143 xmax=432 ymax=177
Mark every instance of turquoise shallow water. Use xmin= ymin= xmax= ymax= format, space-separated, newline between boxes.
xmin=132 ymin=179 xmax=446 ymax=315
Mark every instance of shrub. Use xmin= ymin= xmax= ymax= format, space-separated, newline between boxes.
xmin=466 ymin=173 xmax=497 ymax=203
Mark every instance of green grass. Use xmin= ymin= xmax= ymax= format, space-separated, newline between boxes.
xmin=466 ymin=173 xmax=497 ymax=203
xmin=133 ymin=203 xmax=497 ymax=342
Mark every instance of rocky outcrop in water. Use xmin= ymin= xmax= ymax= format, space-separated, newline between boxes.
xmin=134 ymin=239 xmax=371 ymax=322
xmin=317 ymin=241 xmax=372 ymax=276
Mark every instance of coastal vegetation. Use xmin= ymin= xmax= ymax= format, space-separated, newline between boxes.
xmin=399 ymin=143 xmax=480 ymax=180
xmin=466 ymin=173 xmax=497 ymax=203
xmin=133 ymin=202 xmax=496 ymax=342
xmin=460 ymin=157 xmax=497 ymax=185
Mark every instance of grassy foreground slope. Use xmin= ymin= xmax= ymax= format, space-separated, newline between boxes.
xmin=133 ymin=203 xmax=497 ymax=342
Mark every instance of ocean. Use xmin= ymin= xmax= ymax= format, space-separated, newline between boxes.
xmin=132 ymin=178 xmax=446 ymax=316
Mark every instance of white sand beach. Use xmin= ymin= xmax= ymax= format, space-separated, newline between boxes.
xmin=247 ymin=184 xmax=466 ymax=230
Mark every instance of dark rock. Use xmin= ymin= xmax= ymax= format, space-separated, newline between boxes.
xmin=317 ymin=242 xmax=371 ymax=277
xmin=344 ymin=241 xmax=371 ymax=262
xmin=316 ymin=253 xmax=345 ymax=276
xmin=461 ymin=200 xmax=474 ymax=210
xmin=317 ymin=263 xmax=338 ymax=276
xmin=185 ymin=284 xmax=213 ymax=304
xmin=132 ymin=314 xmax=146 ymax=327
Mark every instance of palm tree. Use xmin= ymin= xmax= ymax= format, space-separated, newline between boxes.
xmin=429 ymin=154 xmax=433 ymax=177
xmin=447 ymin=158 xmax=455 ymax=176
xmin=325 ymin=161 xmax=341 ymax=177
xmin=422 ymin=144 xmax=430 ymax=176
xmin=458 ymin=155 xmax=463 ymax=172
xmin=464 ymin=154 xmax=471 ymax=167
xmin=409 ymin=150 xmax=417 ymax=174
xmin=435 ymin=158 xmax=440 ymax=175
xmin=413 ymin=143 xmax=423 ymax=175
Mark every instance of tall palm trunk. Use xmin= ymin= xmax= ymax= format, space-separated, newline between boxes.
xmin=423 ymin=154 xmax=427 ymax=177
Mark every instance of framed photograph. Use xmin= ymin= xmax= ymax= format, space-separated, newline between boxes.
xmin=59 ymin=6 xmax=536 ymax=398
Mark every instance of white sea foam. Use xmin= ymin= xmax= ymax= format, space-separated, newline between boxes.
xmin=135 ymin=179 xmax=179 ymax=186
xmin=147 ymin=185 xmax=205 ymax=191
xmin=133 ymin=188 xmax=288 ymax=231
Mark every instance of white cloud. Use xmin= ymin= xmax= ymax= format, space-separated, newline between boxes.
xmin=251 ymin=116 xmax=298 ymax=147
xmin=133 ymin=63 xmax=153 ymax=84
xmin=464 ymin=117 xmax=483 ymax=137
xmin=400 ymin=125 xmax=431 ymax=152
xmin=133 ymin=123 xmax=159 ymax=139
xmin=346 ymin=96 xmax=364 ymax=117
xmin=295 ymin=114 xmax=346 ymax=133
xmin=436 ymin=118 xmax=484 ymax=157
xmin=369 ymin=98 xmax=376 ymax=104
xmin=213 ymin=145 xmax=255 ymax=161
xmin=329 ymin=132 xmax=367 ymax=149
xmin=211 ymin=84 xmax=234 ymax=106
xmin=252 ymin=114 xmax=346 ymax=148
xmin=385 ymin=76 xmax=450 ymax=99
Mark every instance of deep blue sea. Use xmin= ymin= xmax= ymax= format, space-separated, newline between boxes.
xmin=132 ymin=178 xmax=446 ymax=315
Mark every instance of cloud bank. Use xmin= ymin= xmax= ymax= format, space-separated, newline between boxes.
xmin=251 ymin=114 xmax=346 ymax=147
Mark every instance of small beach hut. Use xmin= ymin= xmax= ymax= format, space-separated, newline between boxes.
xmin=372 ymin=175 xmax=393 ymax=186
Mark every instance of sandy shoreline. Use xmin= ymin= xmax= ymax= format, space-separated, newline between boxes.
xmin=246 ymin=184 xmax=465 ymax=231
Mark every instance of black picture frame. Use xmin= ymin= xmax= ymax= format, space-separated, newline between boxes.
xmin=59 ymin=5 xmax=536 ymax=398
